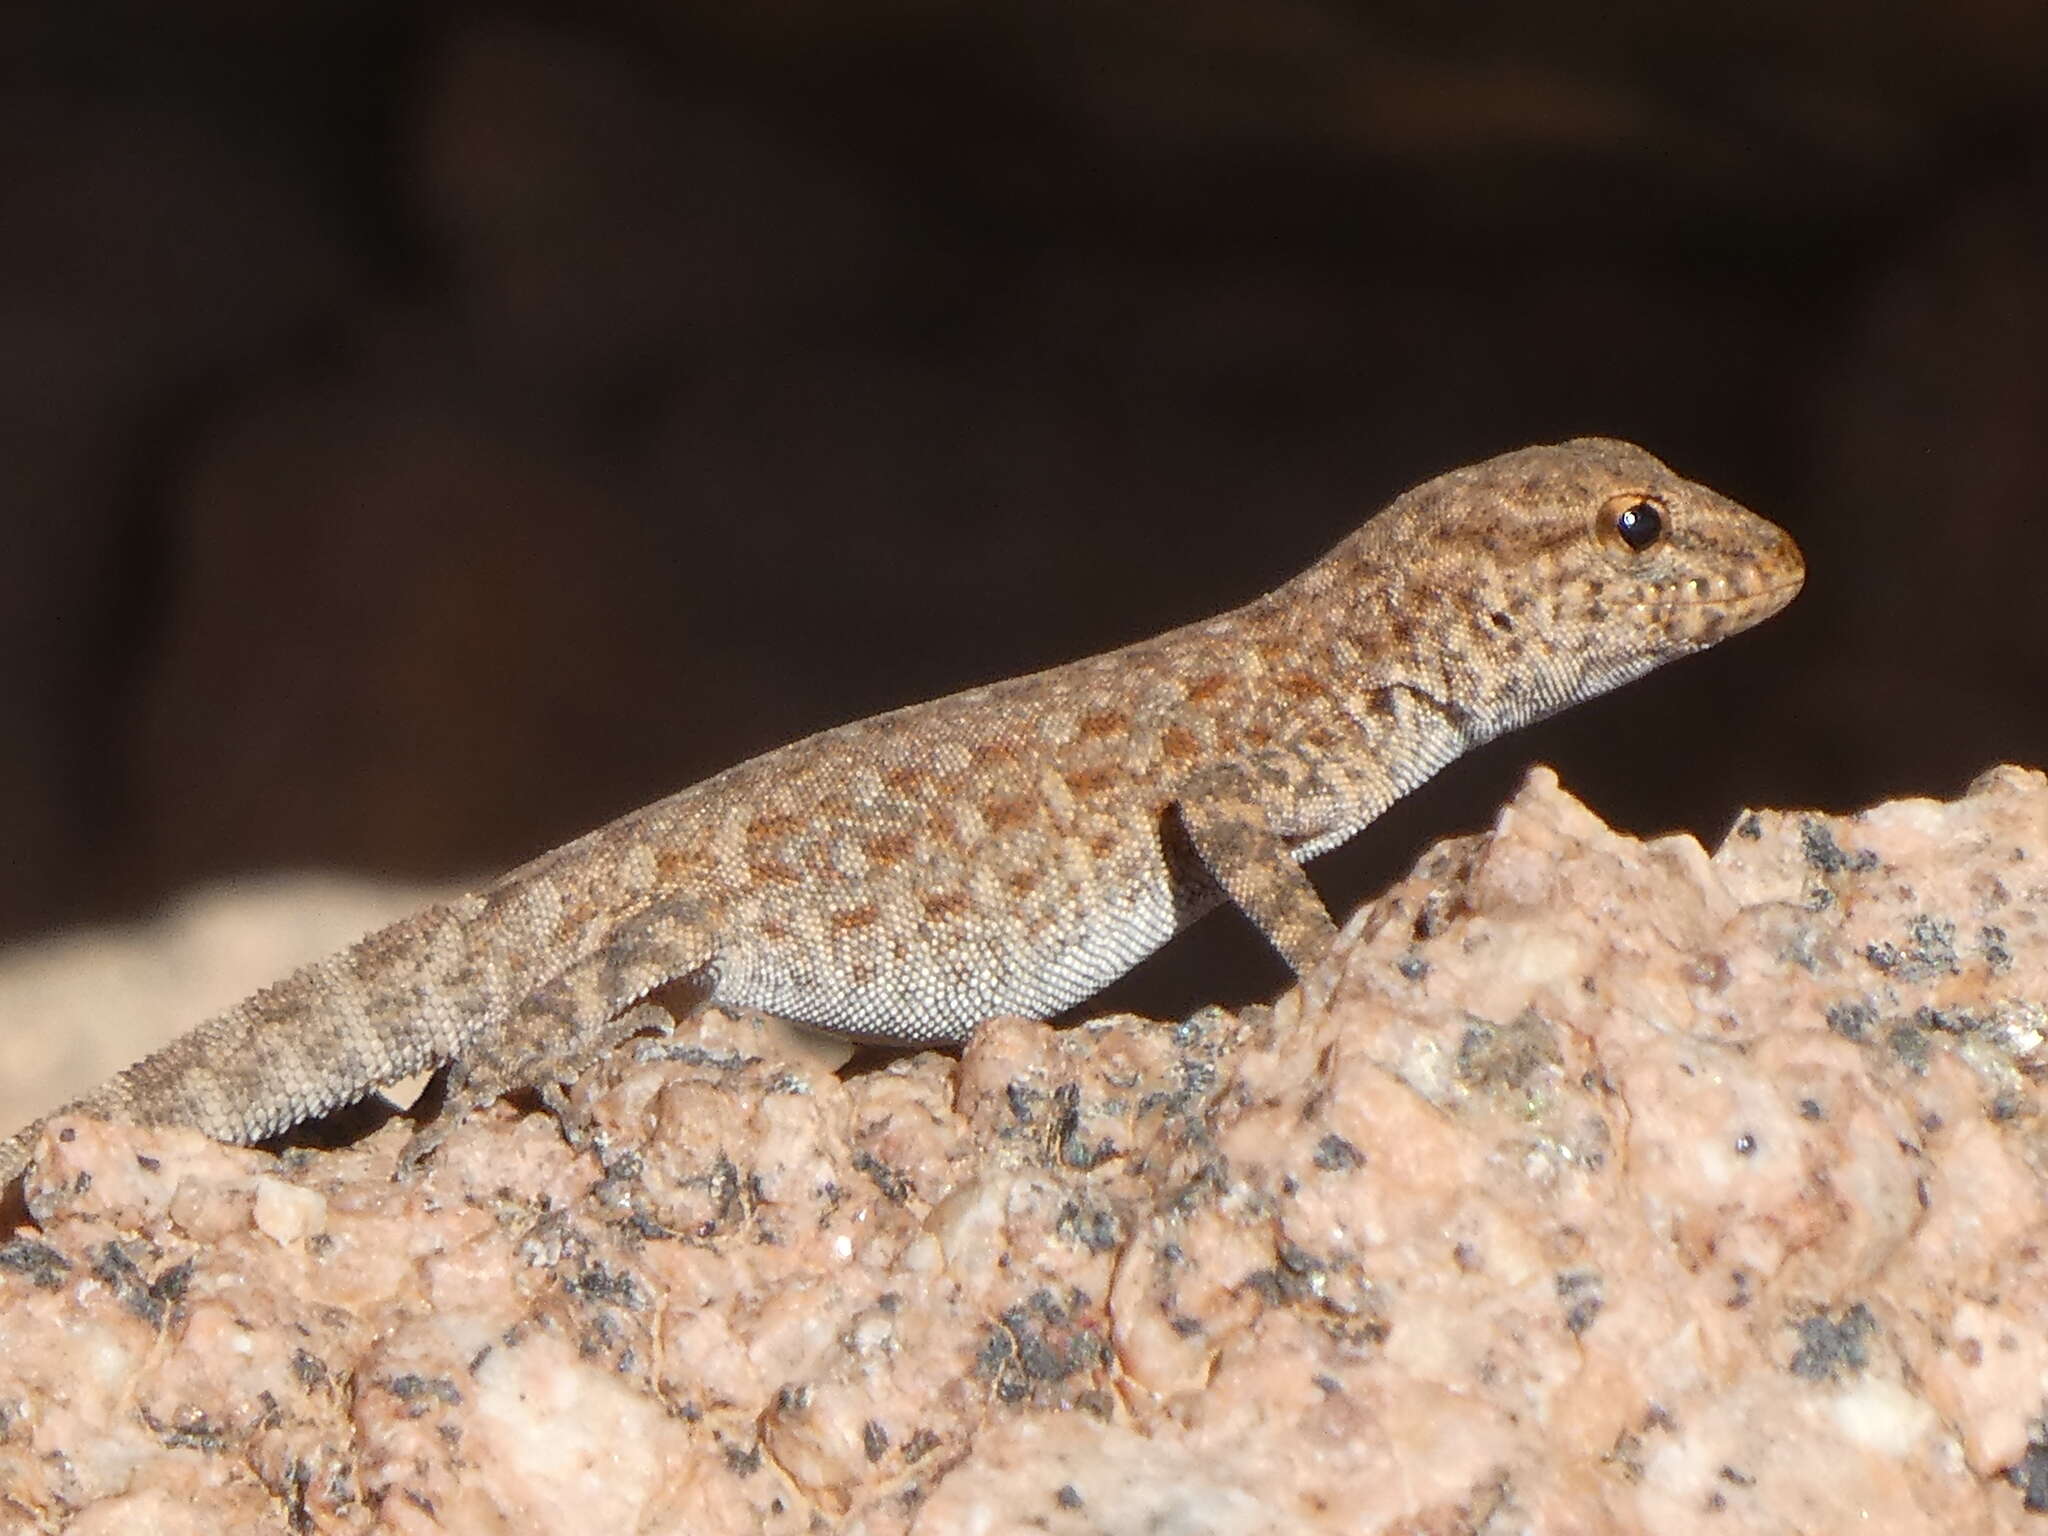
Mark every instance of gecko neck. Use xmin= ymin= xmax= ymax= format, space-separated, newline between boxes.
xmin=1211 ymin=571 xmax=1484 ymax=858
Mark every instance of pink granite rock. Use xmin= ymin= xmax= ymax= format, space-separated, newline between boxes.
xmin=2 ymin=766 xmax=2044 ymax=1532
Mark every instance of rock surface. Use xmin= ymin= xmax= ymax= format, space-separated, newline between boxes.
xmin=2 ymin=766 xmax=2045 ymax=1533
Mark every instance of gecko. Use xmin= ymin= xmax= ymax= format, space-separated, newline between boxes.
xmin=0 ymin=438 xmax=1804 ymax=1190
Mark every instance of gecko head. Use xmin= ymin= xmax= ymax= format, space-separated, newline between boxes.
xmin=1346 ymin=436 xmax=1805 ymax=736
xmin=1513 ymin=436 xmax=1804 ymax=669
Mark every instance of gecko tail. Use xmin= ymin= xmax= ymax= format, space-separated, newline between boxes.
xmin=0 ymin=896 xmax=502 ymax=1194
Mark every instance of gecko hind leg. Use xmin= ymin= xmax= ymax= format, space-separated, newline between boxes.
xmin=399 ymin=898 xmax=719 ymax=1171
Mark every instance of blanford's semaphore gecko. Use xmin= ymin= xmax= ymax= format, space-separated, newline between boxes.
xmin=0 ymin=438 xmax=1804 ymax=1188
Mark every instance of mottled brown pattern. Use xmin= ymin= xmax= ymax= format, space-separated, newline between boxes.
xmin=861 ymin=831 xmax=915 ymax=867
xmin=830 ymin=905 xmax=881 ymax=933
xmin=1077 ymin=708 xmax=1128 ymax=739
xmin=652 ymin=846 xmax=712 ymax=881
xmin=1062 ymin=765 xmax=1120 ymax=799
xmin=2 ymin=438 xmax=1803 ymax=1187
xmin=981 ymin=796 xmax=1034 ymax=831
xmin=1161 ymin=725 xmax=1202 ymax=763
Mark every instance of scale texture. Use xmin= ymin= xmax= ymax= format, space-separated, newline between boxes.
xmin=0 ymin=437 xmax=1804 ymax=1185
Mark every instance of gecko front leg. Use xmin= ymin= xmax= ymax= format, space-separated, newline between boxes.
xmin=1170 ymin=759 xmax=1343 ymax=975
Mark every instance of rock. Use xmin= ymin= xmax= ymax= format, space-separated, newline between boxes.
xmin=3 ymin=766 xmax=2044 ymax=1531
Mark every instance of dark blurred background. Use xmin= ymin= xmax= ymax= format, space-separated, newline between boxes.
xmin=3 ymin=1 xmax=2045 ymax=1016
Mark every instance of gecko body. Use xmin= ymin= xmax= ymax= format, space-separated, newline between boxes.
xmin=1 ymin=438 xmax=1803 ymax=1186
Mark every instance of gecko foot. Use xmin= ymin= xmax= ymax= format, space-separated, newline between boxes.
xmin=393 ymin=1001 xmax=678 ymax=1175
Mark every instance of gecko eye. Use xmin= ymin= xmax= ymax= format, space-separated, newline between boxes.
xmin=1604 ymin=495 xmax=1667 ymax=553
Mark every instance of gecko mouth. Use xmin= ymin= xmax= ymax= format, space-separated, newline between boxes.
xmin=1654 ymin=579 xmax=1804 ymax=653
xmin=1662 ymin=573 xmax=1810 ymax=610
xmin=1612 ymin=573 xmax=1802 ymax=657
xmin=1664 ymin=575 xmax=1806 ymax=610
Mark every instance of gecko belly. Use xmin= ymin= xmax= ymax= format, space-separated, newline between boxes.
xmin=712 ymin=879 xmax=1184 ymax=1045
